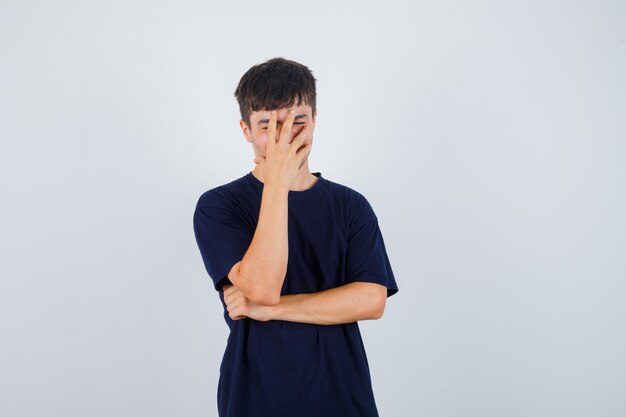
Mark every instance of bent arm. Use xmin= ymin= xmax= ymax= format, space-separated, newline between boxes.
xmin=228 ymin=183 xmax=289 ymax=306
xmin=266 ymin=282 xmax=388 ymax=325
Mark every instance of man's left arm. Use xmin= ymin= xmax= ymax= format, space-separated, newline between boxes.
xmin=223 ymin=282 xmax=388 ymax=325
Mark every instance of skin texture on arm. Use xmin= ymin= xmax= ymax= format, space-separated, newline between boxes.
xmin=223 ymin=281 xmax=388 ymax=325
xmin=227 ymin=183 xmax=289 ymax=306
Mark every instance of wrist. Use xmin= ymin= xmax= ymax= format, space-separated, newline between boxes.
xmin=262 ymin=183 xmax=290 ymax=196
xmin=265 ymin=302 xmax=280 ymax=321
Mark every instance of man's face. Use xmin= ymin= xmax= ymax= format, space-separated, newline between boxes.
xmin=240 ymin=102 xmax=316 ymax=159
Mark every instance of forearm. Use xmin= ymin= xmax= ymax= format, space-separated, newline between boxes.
xmin=239 ymin=184 xmax=289 ymax=305
xmin=267 ymin=282 xmax=384 ymax=325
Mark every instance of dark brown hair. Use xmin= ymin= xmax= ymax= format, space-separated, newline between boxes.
xmin=234 ymin=57 xmax=317 ymax=128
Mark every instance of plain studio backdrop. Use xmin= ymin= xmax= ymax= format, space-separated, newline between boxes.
xmin=1 ymin=1 xmax=625 ymax=416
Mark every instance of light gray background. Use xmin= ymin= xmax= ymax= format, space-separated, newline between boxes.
xmin=1 ymin=1 xmax=625 ymax=416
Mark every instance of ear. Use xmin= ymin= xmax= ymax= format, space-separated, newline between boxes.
xmin=239 ymin=119 xmax=252 ymax=143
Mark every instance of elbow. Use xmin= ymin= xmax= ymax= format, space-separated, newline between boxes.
xmin=370 ymin=293 xmax=387 ymax=320
xmin=236 ymin=279 xmax=281 ymax=306
xmin=249 ymin=290 xmax=281 ymax=306
xmin=234 ymin=261 xmax=282 ymax=306
xmin=371 ymin=302 xmax=385 ymax=320
xmin=241 ymin=273 xmax=281 ymax=306
xmin=353 ymin=282 xmax=388 ymax=320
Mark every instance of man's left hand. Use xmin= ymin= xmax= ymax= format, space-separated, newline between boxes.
xmin=222 ymin=284 xmax=273 ymax=322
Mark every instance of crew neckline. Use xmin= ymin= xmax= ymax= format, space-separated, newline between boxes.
xmin=246 ymin=171 xmax=324 ymax=195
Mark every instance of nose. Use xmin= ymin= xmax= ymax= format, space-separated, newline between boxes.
xmin=271 ymin=122 xmax=291 ymax=139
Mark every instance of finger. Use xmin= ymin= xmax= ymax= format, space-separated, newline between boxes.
xmin=278 ymin=109 xmax=297 ymax=146
xmin=227 ymin=299 xmax=242 ymax=314
xmin=296 ymin=143 xmax=312 ymax=169
xmin=233 ymin=293 xmax=246 ymax=304
xmin=223 ymin=286 xmax=241 ymax=303
xmin=295 ymin=141 xmax=312 ymax=159
xmin=232 ymin=301 xmax=247 ymax=319
xmin=267 ymin=110 xmax=277 ymax=148
xmin=290 ymin=124 xmax=310 ymax=152
xmin=224 ymin=291 xmax=241 ymax=304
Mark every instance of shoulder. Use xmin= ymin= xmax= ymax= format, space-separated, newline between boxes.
xmin=323 ymin=177 xmax=376 ymax=222
xmin=195 ymin=176 xmax=249 ymax=210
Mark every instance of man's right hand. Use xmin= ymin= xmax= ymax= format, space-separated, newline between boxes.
xmin=256 ymin=109 xmax=312 ymax=190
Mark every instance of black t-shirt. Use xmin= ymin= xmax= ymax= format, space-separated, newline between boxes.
xmin=193 ymin=171 xmax=399 ymax=417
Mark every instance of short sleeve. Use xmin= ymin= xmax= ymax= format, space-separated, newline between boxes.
xmin=345 ymin=193 xmax=399 ymax=298
xmin=192 ymin=191 xmax=254 ymax=292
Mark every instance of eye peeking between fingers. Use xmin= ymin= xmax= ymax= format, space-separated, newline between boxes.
xmin=261 ymin=122 xmax=306 ymax=130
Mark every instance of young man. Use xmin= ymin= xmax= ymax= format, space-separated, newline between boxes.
xmin=193 ymin=57 xmax=399 ymax=417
